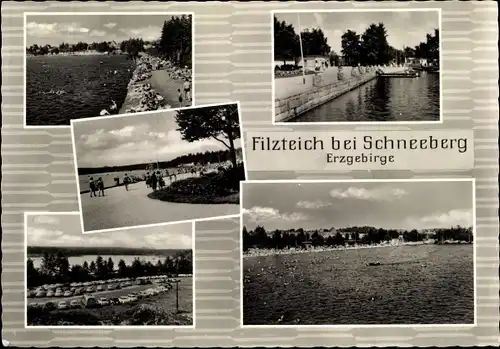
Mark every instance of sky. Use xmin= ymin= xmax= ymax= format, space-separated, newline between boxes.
xmin=25 ymin=14 xmax=184 ymax=47
xmin=26 ymin=214 xmax=192 ymax=249
xmin=242 ymin=181 xmax=473 ymax=231
xmin=274 ymin=10 xmax=439 ymax=54
xmin=73 ymin=108 xmax=241 ymax=168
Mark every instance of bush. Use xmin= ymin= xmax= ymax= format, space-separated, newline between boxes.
xmin=147 ymin=163 xmax=244 ymax=204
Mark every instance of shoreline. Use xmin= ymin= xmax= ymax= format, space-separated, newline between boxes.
xmin=243 ymin=240 xmax=468 ymax=258
xmin=118 ymin=53 xmax=192 ymax=114
xmin=26 ymin=51 xmax=112 ymax=58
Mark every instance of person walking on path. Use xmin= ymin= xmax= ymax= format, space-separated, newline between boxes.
xmin=97 ymin=177 xmax=105 ymax=197
xmin=89 ymin=177 xmax=97 ymax=198
xmin=123 ymin=174 xmax=131 ymax=191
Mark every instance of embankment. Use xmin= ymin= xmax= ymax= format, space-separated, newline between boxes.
xmin=274 ymin=66 xmax=403 ymax=122
xmin=119 ymin=53 xmax=191 ymax=114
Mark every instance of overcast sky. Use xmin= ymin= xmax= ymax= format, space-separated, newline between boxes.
xmin=275 ymin=10 xmax=439 ymax=54
xmin=73 ymin=108 xmax=241 ymax=168
xmin=27 ymin=214 xmax=192 ymax=249
xmin=25 ymin=14 xmax=186 ymax=47
xmin=242 ymin=181 xmax=473 ymax=231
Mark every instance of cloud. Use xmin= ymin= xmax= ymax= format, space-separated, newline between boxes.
xmin=28 ymin=227 xmax=73 ymax=246
xmin=329 ymin=187 xmax=407 ymax=201
xmin=296 ymin=200 xmax=331 ymax=209
xmin=32 ymin=215 xmax=60 ymax=225
xmin=76 ymin=123 xmax=228 ymax=168
xmin=313 ymin=13 xmax=324 ymax=28
xmin=120 ymin=26 xmax=162 ymax=41
xmin=103 ymin=22 xmax=117 ymax=29
xmin=419 ymin=209 xmax=473 ymax=227
xmin=243 ymin=206 xmax=308 ymax=223
xmin=28 ymin=225 xmax=192 ymax=249
xmin=89 ymin=29 xmax=107 ymax=37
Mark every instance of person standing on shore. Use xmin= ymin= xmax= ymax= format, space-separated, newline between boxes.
xmin=89 ymin=177 xmax=97 ymax=198
xmin=178 ymin=89 xmax=183 ymax=107
xmin=151 ymin=172 xmax=158 ymax=191
xmin=183 ymin=79 xmax=191 ymax=102
xmin=97 ymin=177 xmax=105 ymax=197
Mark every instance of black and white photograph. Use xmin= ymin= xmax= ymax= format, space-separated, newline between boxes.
xmin=273 ymin=9 xmax=441 ymax=124
xmin=25 ymin=213 xmax=194 ymax=328
xmin=71 ymin=102 xmax=246 ymax=233
xmin=241 ymin=179 xmax=475 ymax=326
xmin=25 ymin=12 xmax=193 ymax=127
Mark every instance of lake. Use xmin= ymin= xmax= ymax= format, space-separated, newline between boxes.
xmin=292 ymin=72 xmax=440 ymax=122
xmin=29 ymin=254 xmax=163 ymax=270
xmin=26 ymin=55 xmax=135 ymax=126
xmin=243 ymin=244 xmax=474 ymax=325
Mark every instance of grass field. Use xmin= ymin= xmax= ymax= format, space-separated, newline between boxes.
xmin=27 ymin=277 xmax=193 ymax=326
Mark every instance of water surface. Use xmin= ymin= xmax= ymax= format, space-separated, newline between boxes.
xmin=292 ymin=72 xmax=440 ymax=122
xmin=26 ymin=55 xmax=134 ymax=126
xmin=243 ymin=245 xmax=473 ymax=325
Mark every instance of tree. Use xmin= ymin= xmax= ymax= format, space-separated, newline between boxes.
xmin=158 ymin=15 xmax=192 ymax=66
xmin=301 ymin=28 xmax=330 ymax=57
xmin=274 ymin=16 xmax=300 ymax=64
xmin=175 ymin=104 xmax=241 ymax=170
xmin=107 ymin=257 xmax=114 ymax=275
xmin=89 ymin=261 xmax=96 ymax=275
xmin=360 ymin=23 xmax=390 ymax=65
xmin=27 ymin=258 xmax=40 ymax=288
xmin=118 ymin=259 xmax=128 ymax=276
xmin=341 ymin=30 xmax=362 ymax=66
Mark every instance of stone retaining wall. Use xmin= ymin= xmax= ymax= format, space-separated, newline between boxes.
xmin=275 ymin=72 xmax=377 ymax=122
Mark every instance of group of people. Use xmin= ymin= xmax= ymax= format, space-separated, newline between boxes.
xmin=145 ymin=171 xmax=166 ymax=192
xmin=88 ymin=177 xmax=105 ymax=197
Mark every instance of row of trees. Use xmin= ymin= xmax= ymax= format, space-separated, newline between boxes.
xmin=155 ymin=15 xmax=192 ymax=67
xmin=27 ymin=251 xmax=193 ymax=288
xmin=242 ymin=225 xmax=473 ymax=251
xmin=26 ymin=39 xmax=145 ymax=56
xmin=274 ymin=15 xmax=440 ymax=67
xmin=274 ymin=16 xmax=331 ymax=64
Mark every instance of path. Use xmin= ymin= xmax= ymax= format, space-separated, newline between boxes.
xmin=274 ymin=66 xmax=404 ymax=100
xmin=80 ymin=174 xmax=238 ymax=232
xmin=149 ymin=70 xmax=192 ymax=108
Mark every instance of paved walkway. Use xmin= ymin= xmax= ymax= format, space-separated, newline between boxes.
xmin=80 ymin=174 xmax=238 ymax=232
xmin=150 ymin=70 xmax=192 ymax=108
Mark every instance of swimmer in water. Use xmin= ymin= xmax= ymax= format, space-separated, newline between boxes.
xmin=110 ymin=100 xmax=117 ymax=112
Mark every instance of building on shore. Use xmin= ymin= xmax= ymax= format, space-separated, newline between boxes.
xmin=296 ymin=55 xmax=329 ymax=71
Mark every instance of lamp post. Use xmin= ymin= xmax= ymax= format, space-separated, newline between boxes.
xmin=297 ymin=13 xmax=306 ymax=85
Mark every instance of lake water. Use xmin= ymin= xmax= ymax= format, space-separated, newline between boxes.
xmin=26 ymin=55 xmax=135 ymax=126
xmin=243 ymin=244 xmax=474 ymax=325
xmin=29 ymin=254 xmax=163 ymax=270
xmin=292 ymin=72 xmax=440 ymax=122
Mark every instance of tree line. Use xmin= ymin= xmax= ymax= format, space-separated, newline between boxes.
xmin=27 ymin=251 xmax=193 ymax=288
xmin=274 ymin=15 xmax=439 ymax=67
xmin=78 ymin=148 xmax=243 ymax=176
xmin=26 ymin=38 xmax=146 ymax=56
xmin=274 ymin=16 xmax=331 ymax=64
xmin=242 ymin=225 xmax=473 ymax=251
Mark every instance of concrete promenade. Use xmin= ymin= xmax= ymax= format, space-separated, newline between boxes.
xmin=80 ymin=173 xmax=239 ymax=232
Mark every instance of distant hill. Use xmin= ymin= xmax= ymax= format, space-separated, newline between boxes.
xmin=27 ymin=246 xmax=191 ymax=258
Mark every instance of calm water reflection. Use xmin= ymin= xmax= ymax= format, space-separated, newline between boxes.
xmin=293 ymin=72 xmax=440 ymax=122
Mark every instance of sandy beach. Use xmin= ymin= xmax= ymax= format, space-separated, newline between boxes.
xmin=243 ymin=240 xmax=440 ymax=258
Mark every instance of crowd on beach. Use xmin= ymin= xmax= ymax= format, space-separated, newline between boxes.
xmin=243 ymin=240 xmax=435 ymax=258
xmin=123 ymin=53 xmax=192 ymax=114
